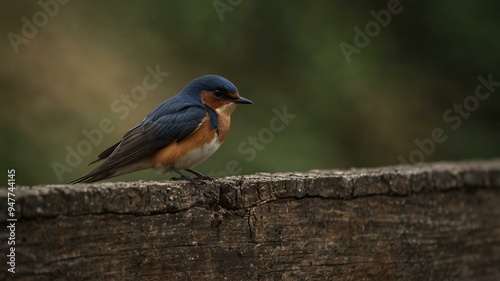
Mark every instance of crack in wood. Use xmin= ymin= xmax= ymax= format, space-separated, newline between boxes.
xmin=1 ymin=160 xmax=500 ymax=280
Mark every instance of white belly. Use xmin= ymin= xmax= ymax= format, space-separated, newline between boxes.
xmin=173 ymin=138 xmax=221 ymax=169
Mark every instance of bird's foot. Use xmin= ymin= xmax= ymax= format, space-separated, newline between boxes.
xmin=194 ymin=175 xmax=217 ymax=181
xmin=171 ymin=168 xmax=211 ymax=191
xmin=186 ymin=169 xmax=218 ymax=181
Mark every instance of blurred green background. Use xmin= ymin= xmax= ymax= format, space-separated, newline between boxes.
xmin=1 ymin=0 xmax=499 ymax=185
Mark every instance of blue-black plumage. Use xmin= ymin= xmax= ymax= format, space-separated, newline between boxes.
xmin=70 ymin=75 xmax=252 ymax=184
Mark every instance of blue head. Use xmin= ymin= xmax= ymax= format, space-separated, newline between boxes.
xmin=180 ymin=75 xmax=253 ymax=109
xmin=184 ymin=75 xmax=238 ymax=95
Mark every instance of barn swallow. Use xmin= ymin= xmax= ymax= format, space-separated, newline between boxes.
xmin=70 ymin=74 xmax=252 ymax=184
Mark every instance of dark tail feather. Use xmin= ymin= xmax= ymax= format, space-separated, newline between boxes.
xmin=70 ymin=141 xmax=123 ymax=183
xmin=88 ymin=142 xmax=120 ymax=165
xmin=68 ymin=170 xmax=115 ymax=184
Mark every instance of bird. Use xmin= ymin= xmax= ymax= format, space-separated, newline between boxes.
xmin=70 ymin=74 xmax=253 ymax=184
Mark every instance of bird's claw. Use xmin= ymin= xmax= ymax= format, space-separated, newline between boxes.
xmin=170 ymin=176 xmax=206 ymax=191
xmin=195 ymin=175 xmax=217 ymax=181
xmin=170 ymin=168 xmax=219 ymax=194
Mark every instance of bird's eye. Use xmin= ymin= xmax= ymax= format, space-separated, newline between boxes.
xmin=214 ymin=90 xmax=224 ymax=98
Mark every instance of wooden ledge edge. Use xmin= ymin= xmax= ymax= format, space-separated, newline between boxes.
xmin=1 ymin=159 xmax=499 ymax=220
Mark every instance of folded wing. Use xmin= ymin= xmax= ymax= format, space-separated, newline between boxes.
xmin=69 ymin=105 xmax=208 ymax=183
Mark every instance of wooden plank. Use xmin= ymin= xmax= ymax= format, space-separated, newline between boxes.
xmin=1 ymin=160 xmax=500 ymax=280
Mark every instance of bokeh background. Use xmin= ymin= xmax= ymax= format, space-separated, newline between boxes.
xmin=1 ymin=0 xmax=499 ymax=185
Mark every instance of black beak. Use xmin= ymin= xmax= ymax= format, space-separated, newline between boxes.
xmin=233 ymin=96 xmax=253 ymax=104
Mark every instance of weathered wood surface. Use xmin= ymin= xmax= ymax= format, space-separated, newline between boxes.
xmin=1 ymin=160 xmax=500 ymax=280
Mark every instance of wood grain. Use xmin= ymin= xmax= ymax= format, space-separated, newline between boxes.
xmin=1 ymin=160 xmax=500 ymax=280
